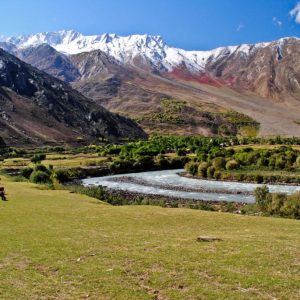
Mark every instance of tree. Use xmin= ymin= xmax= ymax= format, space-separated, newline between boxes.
xmin=207 ymin=166 xmax=216 ymax=178
xmin=31 ymin=154 xmax=46 ymax=164
xmin=255 ymin=185 xmax=271 ymax=212
xmin=198 ymin=162 xmax=209 ymax=178
xmin=30 ymin=171 xmax=51 ymax=184
xmin=185 ymin=162 xmax=198 ymax=176
xmin=225 ymin=159 xmax=239 ymax=170
xmin=212 ymin=157 xmax=226 ymax=170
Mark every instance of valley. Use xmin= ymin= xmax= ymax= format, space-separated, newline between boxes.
xmin=1 ymin=25 xmax=300 ymax=300
xmin=2 ymin=31 xmax=300 ymax=137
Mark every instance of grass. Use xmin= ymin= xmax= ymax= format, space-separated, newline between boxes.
xmin=0 ymin=176 xmax=299 ymax=299
xmin=232 ymin=144 xmax=300 ymax=151
xmin=136 ymin=98 xmax=259 ymax=136
xmin=228 ymin=168 xmax=300 ymax=177
xmin=238 ymin=125 xmax=259 ymax=137
xmin=0 ymin=153 xmax=108 ymax=169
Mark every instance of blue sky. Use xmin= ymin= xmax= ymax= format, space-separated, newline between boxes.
xmin=1 ymin=0 xmax=300 ymax=50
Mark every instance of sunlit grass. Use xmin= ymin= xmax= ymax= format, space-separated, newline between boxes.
xmin=0 ymin=176 xmax=299 ymax=299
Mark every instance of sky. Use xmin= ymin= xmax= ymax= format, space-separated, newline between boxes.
xmin=1 ymin=0 xmax=300 ymax=50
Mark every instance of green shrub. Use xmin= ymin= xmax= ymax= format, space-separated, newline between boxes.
xmin=30 ymin=154 xmax=46 ymax=164
xmin=207 ymin=166 xmax=216 ymax=178
xmin=34 ymin=164 xmax=51 ymax=174
xmin=255 ymin=185 xmax=271 ymax=212
xmin=54 ymin=169 xmax=70 ymax=183
xmin=176 ymin=148 xmax=186 ymax=156
xmin=21 ymin=167 xmax=33 ymax=179
xmin=30 ymin=171 xmax=52 ymax=184
xmin=69 ymin=185 xmax=106 ymax=200
xmin=225 ymin=159 xmax=239 ymax=170
xmin=198 ymin=162 xmax=209 ymax=177
xmin=254 ymin=174 xmax=264 ymax=183
xmin=156 ymin=155 xmax=170 ymax=168
xmin=212 ymin=157 xmax=226 ymax=170
xmin=185 ymin=162 xmax=198 ymax=176
xmin=269 ymin=193 xmax=287 ymax=215
xmin=295 ymin=156 xmax=300 ymax=167
xmin=282 ymin=192 xmax=300 ymax=219
xmin=214 ymin=171 xmax=222 ymax=180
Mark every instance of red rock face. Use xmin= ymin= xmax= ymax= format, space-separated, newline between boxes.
xmin=175 ymin=38 xmax=300 ymax=100
xmin=168 ymin=68 xmax=222 ymax=87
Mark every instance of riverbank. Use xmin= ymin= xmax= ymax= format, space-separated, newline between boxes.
xmin=107 ymin=176 xmax=253 ymax=196
xmin=1 ymin=175 xmax=299 ymax=299
xmin=180 ymin=171 xmax=300 ymax=186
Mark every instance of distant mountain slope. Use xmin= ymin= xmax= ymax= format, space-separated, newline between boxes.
xmin=0 ymin=48 xmax=146 ymax=146
xmin=2 ymin=30 xmax=300 ymax=136
xmin=0 ymin=30 xmax=273 ymax=73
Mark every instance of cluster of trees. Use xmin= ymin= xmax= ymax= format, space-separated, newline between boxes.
xmin=185 ymin=146 xmax=300 ymax=183
xmin=21 ymin=153 xmax=72 ymax=185
xmin=109 ymin=155 xmax=189 ymax=174
xmin=255 ymin=186 xmax=300 ymax=219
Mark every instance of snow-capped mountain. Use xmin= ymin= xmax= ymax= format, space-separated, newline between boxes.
xmin=0 ymin=30 xmax=279 ymax=73
xmin=1 ymin=30 xmax=300 ymax=137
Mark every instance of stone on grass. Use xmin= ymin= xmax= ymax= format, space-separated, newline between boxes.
xmin=197 ymin=236 xmax=222 ymax=242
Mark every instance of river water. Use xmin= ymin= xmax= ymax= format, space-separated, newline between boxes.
xmin=82 ymin=169 xmax=300 ymax=203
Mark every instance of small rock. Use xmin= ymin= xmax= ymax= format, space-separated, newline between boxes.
xmin=197 ymin=236 xmax=222 ymax=242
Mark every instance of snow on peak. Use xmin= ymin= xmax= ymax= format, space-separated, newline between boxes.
xmin=1 ymin=30 xmax=292 ymax=73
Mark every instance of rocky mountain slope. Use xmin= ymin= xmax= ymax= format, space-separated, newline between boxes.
xmin=2 ymin=31 xmax=300 ymax=136
xmin=0 ymin=48 xmax=146 ymax=146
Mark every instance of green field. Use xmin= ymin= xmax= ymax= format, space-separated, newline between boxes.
xmin=1 ymin=153 xmax=108 ymax=169
xmin=0 ymin=176 xmax=299 ymax=299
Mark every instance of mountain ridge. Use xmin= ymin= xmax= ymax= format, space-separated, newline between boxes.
xmin=2 ymin=30 xmax=300 ymax=137
xmin=0 ymin=48 xmax=147 ymax=146
xmin=2 ymin=30 xmax=297 ymax=73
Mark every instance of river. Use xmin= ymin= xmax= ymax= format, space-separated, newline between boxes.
xmin=82 ymin=169 xmax=300 ymax=203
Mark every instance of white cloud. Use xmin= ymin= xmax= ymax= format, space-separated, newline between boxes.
xmin=272 ymin=17 xmax=282 ymax=27
xmin=290 ymin=2 xmax=300 ymax=24
xmin=236 ymin=23 xmax=245 ymax=32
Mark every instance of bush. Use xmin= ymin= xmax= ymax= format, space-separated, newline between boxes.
xmin=133 ymin=155 xmax=154 ymax=171
xmin=255 ymin=185 xmax=271 ymax=212
xmin=31 ymin=154 xmax=46 ymax=164
xmin=198 ymin=162 xmax=209 ymax=178
xmin=269 ymin=193 xmax=287 ymax=215
xmin=30 ymin=171 xmax=51 ymax=184
xmin=176 ymin=148 xmax=186 ymax=156
xmin=34 ymin=164 xmax=51 ymax=174
xmin=110 ymin=159 xmax=134 ymax=173
xmin=212 ymin=157 xmax=226 ymax=170
xmin=185 ymin=162 xmax=198 ymax=176
xmin=257 ymin=157 xmax=269 ymax=167
xmin=21 ymin=167 xmax=33 ymax=179
xmin=225 ymin=159 xmax=239 ymax=170
xmin=254 ymin=174 xmax=264 ymax=184
xmin=69 ymin=185 xmax=106 ymax=200
xmin=282 ymin=192 xmax=300 ymax=219
xmin=156 ymin=155 xmax=170 ymax=168
xmin=54 ymin=169 xmax=70 ymax=183
xmin=214 ymin=171 xmax=222 ymax=180
xmin=207 ymin=166 xmax=216 ymax=178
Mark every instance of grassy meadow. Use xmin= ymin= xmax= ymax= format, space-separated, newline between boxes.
xmin=0 ymin=175 xmax=299 ymax=299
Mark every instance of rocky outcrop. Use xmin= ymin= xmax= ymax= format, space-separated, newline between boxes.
xmin=0 ymin=49 xmax=147 ymax=146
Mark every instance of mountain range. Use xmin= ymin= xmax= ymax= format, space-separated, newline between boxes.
xmin=1 ymin=30 xmax=300 ymax=139
xmin=0 ymin=48 xmax=146 ymax=146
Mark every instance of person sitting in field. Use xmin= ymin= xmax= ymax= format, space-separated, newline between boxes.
xmin=0 ymin=187 xmax=7 ymax=201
